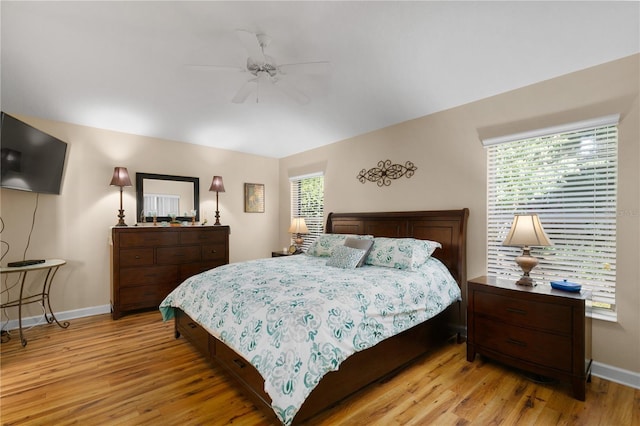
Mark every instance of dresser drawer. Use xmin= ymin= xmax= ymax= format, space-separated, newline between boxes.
xmin=202 ymin=243 xmax=226 ymax=261
xmin=119 ymin=265 xmax=178 ymax=288
xmin=119 ymin=232 xmax=179 ymax=247
xmin=180 ymin=229 xmax=227 ymax=245
xmin=156 ymin=246 xmax=201 ymax=264
xmin=119 ymin=248 xmax=154 ymax=267
xmin=119 ymin=285 xmax=160 ymax=310
xmin=474 ymin=291 xmax=571 ymax=334
xmin=475 ymin=316 xmax=572 ymax=371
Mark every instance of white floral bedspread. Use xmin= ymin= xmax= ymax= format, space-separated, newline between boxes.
xmin=159 ymin=254 xmax=461 ymax=425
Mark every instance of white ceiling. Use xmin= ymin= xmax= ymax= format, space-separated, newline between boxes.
xmin=2 ymin=1 xmax=638 ymax=158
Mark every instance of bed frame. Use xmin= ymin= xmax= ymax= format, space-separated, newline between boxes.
xmin=174 ymin=209 xmax=469 ymax=424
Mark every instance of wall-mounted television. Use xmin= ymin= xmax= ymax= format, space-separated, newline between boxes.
xmin=1 ymin=112 xmax=68 ymax=195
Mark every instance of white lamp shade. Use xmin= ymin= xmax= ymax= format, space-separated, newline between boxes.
xmin=503 ymin=214 xmax=552 ymax=247
xmin=288 ymin=218 xmax=309 ymax=234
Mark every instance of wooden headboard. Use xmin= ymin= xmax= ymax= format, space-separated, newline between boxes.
xmin=326 ymin=209 xmax=469 ymax=287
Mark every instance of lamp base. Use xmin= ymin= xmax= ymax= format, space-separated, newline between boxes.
xmin=516 ymin=275 xmax=535 ymax=286
xmin=515 ymin=249 xmax=538 ymax=286
xmin=115 ymin=209 xmax=128 ymax=227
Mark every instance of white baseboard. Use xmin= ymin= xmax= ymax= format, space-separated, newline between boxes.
xmin=591 ymin=361 xmax=640 ymax=390
xmin=1 ymin=304 xmax=111 ymax=331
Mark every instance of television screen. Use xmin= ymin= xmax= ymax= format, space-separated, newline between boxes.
xmin=1 ymin=112 xmax=68 ymax=195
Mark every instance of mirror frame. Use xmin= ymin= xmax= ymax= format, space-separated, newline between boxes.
xmin=135 ymin=172 xmax=200 ymax=223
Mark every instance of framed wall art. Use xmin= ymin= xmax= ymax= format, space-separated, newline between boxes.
xmin=244 ymin=183 xmax=265 ymax=213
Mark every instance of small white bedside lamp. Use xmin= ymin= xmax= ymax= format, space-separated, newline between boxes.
xmin=503 ymin=214 xmax=553 ymax=286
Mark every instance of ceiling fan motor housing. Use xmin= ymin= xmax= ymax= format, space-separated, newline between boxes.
xmin=246 ymin=56 xmax=278 ymax=77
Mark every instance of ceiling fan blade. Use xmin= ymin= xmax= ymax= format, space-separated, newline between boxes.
xmin=272 ymin=78 xmax=310 ymax=105
xmin=278 ymin=61 xmax=331 ymax=75
xmin=232 ymin=79 xmax=258 ymax=103
xmin=235 ymin=29 xmax=265 ymax=63
xmin=186 ymin=64 xmax=246 ymax=73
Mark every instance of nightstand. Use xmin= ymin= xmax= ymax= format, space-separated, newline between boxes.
xmin=272 ymin=251 xmax=293 ymax=257
xmin=466 ymin=276 xmax=592 ymax=400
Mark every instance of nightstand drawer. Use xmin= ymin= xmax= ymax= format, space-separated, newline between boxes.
xmin=475 ymin=316 xmax=572 ymax=371
xmin=474 ymin=291 xmax=571 ymax=334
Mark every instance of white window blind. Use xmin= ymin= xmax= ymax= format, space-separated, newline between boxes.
xmin=290 ymin=173 xmax=324 ymax=251
xmin=486 ymin=118 xmax=618 ymax=319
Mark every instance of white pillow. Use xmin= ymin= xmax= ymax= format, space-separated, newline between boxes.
xmin=365 ymin=237 xmax=441 ymax=271
xmin=306 ymin=234 xmax=373 ymax=257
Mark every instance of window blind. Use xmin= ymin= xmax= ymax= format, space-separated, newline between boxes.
xmin=290 ymin=173 xmax=324 ymax=251
xmin=486 ymin=120 xmax=618 ymax=319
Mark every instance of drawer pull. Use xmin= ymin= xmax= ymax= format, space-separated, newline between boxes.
xmin=210 ymin=249 xmax=217 ymax=253
xmin=233 ymin=358 xmax=247 ymax=369
xmin=135 ymin=255 xmax=141 ymax=259
xmin=187 ymin=322 xmax=197 ymax=329
xmin=506 ymin=338 xmax=527 ymax=347
xmin=506 ymin=307 xmax=527 ymax=315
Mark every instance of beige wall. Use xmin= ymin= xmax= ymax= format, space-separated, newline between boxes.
xmin=0 ymin=119 xmax=279 ymax=319
xmin=279 ymin=54 xmax=640 ymax=373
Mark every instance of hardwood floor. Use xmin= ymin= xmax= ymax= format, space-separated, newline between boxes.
xmin=1 ymin=311 xmax=638 ymax=425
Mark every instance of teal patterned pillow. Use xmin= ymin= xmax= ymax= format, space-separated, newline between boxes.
xmin=306 ymin=234 xmax=373 ymax=257
xmin=326 ymin=245 xmax=366 ymax=269
xmin=365 ymin=237 xmax=441 ymax=271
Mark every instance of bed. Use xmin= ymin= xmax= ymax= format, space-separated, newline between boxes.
xmin=160 ymin=209 xmax=469 ymax=425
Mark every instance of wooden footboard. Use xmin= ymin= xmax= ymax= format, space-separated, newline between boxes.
xmin=176 ymin=302 xmax=460 ymax=424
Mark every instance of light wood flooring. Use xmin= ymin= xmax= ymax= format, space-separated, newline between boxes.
xmin=1 ymin=311 xmax=638 ymax=425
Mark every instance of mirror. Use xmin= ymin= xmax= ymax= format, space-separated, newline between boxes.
xmin=135 ymin=173 xmax=200 ymax=223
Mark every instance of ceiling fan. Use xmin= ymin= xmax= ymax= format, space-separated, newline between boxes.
xmin=190 ymin=30 xmax=330 ymax=104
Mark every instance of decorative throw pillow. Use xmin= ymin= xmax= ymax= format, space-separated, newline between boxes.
xmin=326 ymin=245 xmax=367 ymax=269
xmin=344 ymin=237 xmax=374 ymax=267
xmin=306 ymin=234 xmax=373 ymax=257
xmin=365 ymin=237 xmax=442 ymax=270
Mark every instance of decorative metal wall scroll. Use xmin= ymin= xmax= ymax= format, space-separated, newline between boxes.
xmin=357 ymin=160 xmax=417 ymax=187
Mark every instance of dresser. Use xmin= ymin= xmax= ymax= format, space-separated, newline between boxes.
xmin=110 ymin=226 xmax=230 ymax=319
xmin=466 ymin=276 xmax=591 ymax=400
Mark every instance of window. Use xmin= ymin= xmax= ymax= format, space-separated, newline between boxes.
xmin=290 ymin=173 xmax=324 ymax=251
xmin=484 ymin=115 xmax=619 ymax=320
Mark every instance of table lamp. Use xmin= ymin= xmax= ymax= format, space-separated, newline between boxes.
xmin=288 ymin=218 xmax=309 ymax=253
xmin=110 ymin=167 xmax=132 ymax=227
xmin=209 ymin=176 xmax=225 ymax=225
xmin=502 ymin=214 xmax=553 ymax=286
